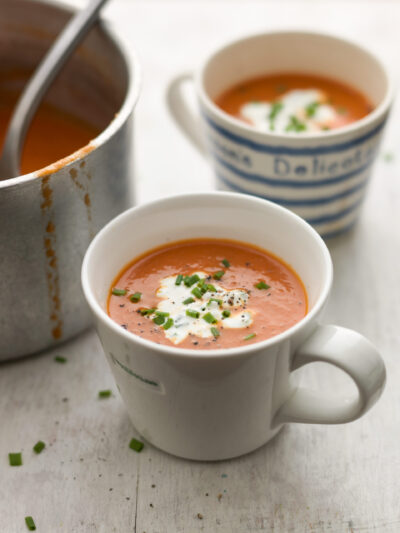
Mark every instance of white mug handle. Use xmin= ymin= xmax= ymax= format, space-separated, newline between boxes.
xmin=166 ymin=73 xmax=206 ymax=155
xmin=274 ymin=324 xmax=386 ymax=425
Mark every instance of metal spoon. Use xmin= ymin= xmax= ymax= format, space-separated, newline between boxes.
xmin=0 ymin=0 xmax=110 ymax=180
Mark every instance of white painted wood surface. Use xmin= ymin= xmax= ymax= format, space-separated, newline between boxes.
xmin=1 ymin=1 xmax=400 ymax=531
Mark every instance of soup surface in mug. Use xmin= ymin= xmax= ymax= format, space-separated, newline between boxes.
xmin=0 ymin=89 xmax=101 ymax=175
xmin=215 ymin=73 xmax=373 ymax=134
xmin=108 ymin=238 xmax=307 ymax=350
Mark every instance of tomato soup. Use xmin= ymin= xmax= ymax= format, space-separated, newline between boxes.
xmin=215 ymin=73 xmax=373 ymax=134
xmin=108 ymin=239 xmax=307 ymax=350
xmin=0 ymin=89 xmax=101 ymax=175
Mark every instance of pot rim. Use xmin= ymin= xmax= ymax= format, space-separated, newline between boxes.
xmin=0 ymin=0 xmax=141 ymax=189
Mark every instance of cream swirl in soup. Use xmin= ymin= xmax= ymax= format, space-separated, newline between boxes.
xmin=156 ymin=272 xmax=253 ymax=344
xmin=240 ymin=89 xmax=337 ymax=133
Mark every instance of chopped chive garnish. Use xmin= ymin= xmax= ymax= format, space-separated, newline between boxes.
xmin=186 ymin=309 xmax=200 ymax=319
xmin=129 ymin=438 xmax=144 ymax=452
xmin=269 ymin=101 xmax=284 ymax=130
xmin=211 ymin=327 xmax=220 ymax=338
xmin=191 ymin=287 xmax=203 ymax=299
xmin=197 ymin=279 xmax=208 ymax=294
xmin=244 ymin=333 xmax=256 ymax=341
xmin=129 ymin=292 xmax=142 ymax=303
xmin=208 ymin=298 xmax=222 ymax=306
xmin=98 ymin=390 xmax=112 ymax=399
xmin=337 ymin=106 xmax=347 ymax=115
xmin=286 ymin=115 xmax=307 ymax=132
xmin=153 ymin=315 xmax=165 ymax=325
xmin=269 ymin=101 xmax=283 ymax=121
xmin=203 ymin=312 xmax=217 ymax=324
xmin=184 ymin=274 xmax=200 ymax=287
xmin=140 ymin=308 xmax=156 ymax=316
xmin=222 ymin=309 xmax=231 ymax=318
xmin=305 ymin=101 xmax=319 ymax=118
xmin=9 ymin=452 xmax=22 ymax=466
xmin=175 ymin=274 xmax=183 ymax=286
xmin=155 ymin=311 xmax=169 ymax=318
xmin=221 ymin=259 xmax=231 ymax=268
xmin=163 ymin=318 xmax=174 ymax=330
xmin=206 ymin=284 xmax=217 ymax=292
xmin=183 ymin=297 xmax=195 ymax=305
xmin=54 ymin=356 xmax=67 ymax=363
xmin=255 ymin=281 xmax=270 ymax=290
xmin=213 ymin=271 xmax=225 ymax=280
xmin=112 ymin=288 xmax=127 ymax=296
xmin=33 ymin=441 xmax=45 ymax=454
xmin=25 ymin=516 xmax=36 ymax=531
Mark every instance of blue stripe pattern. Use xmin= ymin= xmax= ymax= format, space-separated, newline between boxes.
xmin=212 ymin=152 xmax=373 ymax=188
xmin=216 ymin=172 xmax=367 ymax=207
xmin=218 ymin=174 xmax=362 ymax=231
xmin=204 ymin=113 xmax=386 ymax=156
xmin=320 ymin=220 xmax=357 ymax=240
xmin=306 ymin=198 xmax=363 ymax=225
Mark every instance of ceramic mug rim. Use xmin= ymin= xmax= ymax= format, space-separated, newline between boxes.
xmin=0 ymin=0 xmax=141 ymax=190
xmin=195 ymin=29 xmax=393 ymax=143
xmin=82 ymin=191 xmax=333 ymax=360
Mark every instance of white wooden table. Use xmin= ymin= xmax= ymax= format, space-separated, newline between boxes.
xmin=1 ymin=1 xmax=400 ymax=531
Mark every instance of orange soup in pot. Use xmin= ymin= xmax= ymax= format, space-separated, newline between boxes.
xmin=0 ymin=89 xmax=101 ymax=175
xmin=215 ymin=73 xmax=373 ymax=134
xmin=108 ymin=238 xmax=307 ymax=350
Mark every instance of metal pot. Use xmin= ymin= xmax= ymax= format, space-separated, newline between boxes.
xmin=0 ymin=0 xmax=140 ymax=360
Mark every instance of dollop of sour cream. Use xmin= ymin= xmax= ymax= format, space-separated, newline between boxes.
xmin=240 ymin=89 xmax=336 ymax=134
xmin=156 ymin=272 xmax=253 ymax=344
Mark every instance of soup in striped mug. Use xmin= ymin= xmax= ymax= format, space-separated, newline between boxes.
xmin=215 ymin=73 xmax=373 ymax=134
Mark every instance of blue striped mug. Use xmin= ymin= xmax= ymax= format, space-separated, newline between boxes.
xmin=167 ymin=31 xmax=393 ymax=239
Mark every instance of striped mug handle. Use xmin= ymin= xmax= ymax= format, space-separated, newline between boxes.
xmin=166 ymin=73 xmax=206 ymax=155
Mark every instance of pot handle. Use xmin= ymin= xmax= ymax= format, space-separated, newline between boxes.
xmin=273 ymin=324 xmax=386 ymax=426
xmin=166 ymin=73 xmax=206 ymax=155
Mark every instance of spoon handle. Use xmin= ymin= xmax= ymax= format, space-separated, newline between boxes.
xmin=1 ymin=0 xmax=110 ymax=178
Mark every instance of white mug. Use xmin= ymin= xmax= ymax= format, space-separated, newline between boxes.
xmin=167 ymin=31 xmax=393 ymax=239
xmin=81 ymin=192 xmax=386 ymax=460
